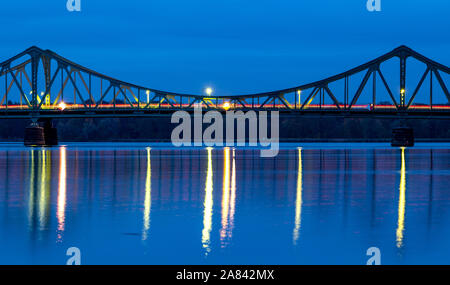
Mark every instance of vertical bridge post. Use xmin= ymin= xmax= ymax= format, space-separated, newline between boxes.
xmin=42 ymin=55 xmax=51 ymax=107
xmin=399 ymin=52 xmax=407 ymax=109
xmin=30 ymin=50 xmax=40 ymax=110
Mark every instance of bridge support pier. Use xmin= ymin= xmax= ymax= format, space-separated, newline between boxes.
xmin=24 ymin=119 xmax=58 ymax=147
xmin=391 ymin=127 xmax=414 ymax=147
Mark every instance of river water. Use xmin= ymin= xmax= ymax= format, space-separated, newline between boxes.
xmin=0 ymin=143 xmax=448 ymax=265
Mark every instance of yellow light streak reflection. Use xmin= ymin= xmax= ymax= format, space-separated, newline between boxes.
xmin=220 ymin=148 xmax=236 ymax=245
xmin=202 ymin=148 xmax=214 ymax=254
xmin=27 ymin=149 xmax=51 ymax=236
xmin=142 ymin=148 xmax=152 ymax=241
xmin=220 ymin=148 xmax=237 ymax=247
xmin=57 ymin=147 xmax=67 ymax=242
xmin=220 ymin=148 xmax=231 ymax=242
xmin=38 ymin=150 xmax=51 ymax=232
xmin=229 ymin=149 xmax=236 ymax=235
xmin=396 ymin=147 xmax=406 ymax=248
xmin=293 ymin=148 xmax=303 ymax=245
xmin=28 ymin=150 xmax=35 ymax=227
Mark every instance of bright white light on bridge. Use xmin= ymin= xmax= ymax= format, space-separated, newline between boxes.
xmin=401 ymin=88 xmax=406 ymax=94
xmin=58 ymin=102 xmax=67 ymax=111
xmin=205 ymin=87 xmax=213 ymax=96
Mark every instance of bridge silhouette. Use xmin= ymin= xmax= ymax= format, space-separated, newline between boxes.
xmin=0 ymin=45 xmax=448 ymax=146
xmin=0 ymin=45 xmax=449 ymax=118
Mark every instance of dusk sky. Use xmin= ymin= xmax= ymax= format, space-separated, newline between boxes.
xmin=0 ymin=1 xmax=448 ymax=96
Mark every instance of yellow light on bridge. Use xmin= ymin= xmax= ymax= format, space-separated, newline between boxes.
xmin=205 ymin=87 xmax=213 ymax=96
xmin=400 ymin=89 xmax=406 ymax=106
xmin=58 ymin=102 xmax=67 ymax=111
xmin=223 ymin=102 xmax=231 ymax=110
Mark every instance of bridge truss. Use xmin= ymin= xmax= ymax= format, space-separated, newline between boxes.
xmin=0 ymin=45 xmax=449 ymax=119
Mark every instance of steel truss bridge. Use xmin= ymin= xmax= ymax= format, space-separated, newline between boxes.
xmin=0 ymin=45 xmax=449 ymax=119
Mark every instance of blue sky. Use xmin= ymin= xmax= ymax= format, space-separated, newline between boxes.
xmin=0 ymin=0 xmax=448 ymax=96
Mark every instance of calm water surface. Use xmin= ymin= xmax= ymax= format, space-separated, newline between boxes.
xmin=0 ymin=143 xmax=449 ymax=265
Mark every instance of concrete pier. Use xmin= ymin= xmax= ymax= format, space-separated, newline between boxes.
xmin=391 ymin=127 xmax=414 ymax=147
xmin=24 ymin=119 xmax=58 ymax=146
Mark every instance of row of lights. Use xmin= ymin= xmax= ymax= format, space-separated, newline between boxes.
xmin=55 ymin=87 xmax=223 ymax=111
xmin=52 ymin=87 xmax=407 ymax=111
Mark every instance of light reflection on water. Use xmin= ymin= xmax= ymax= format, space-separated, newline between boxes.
xmin=0 ymin=143 xmax=449 ymax=264
xmin=201 ymin=147 xmax=214 ymax=255
xmin=293 ymin=148 xmax=303 ymax=245
xmin=142 ymin=147 xmax=151 ymax=241
xmin=57 ymin=147 xmax=67 ymax=242
xmin=220 ymin=148 xmax=236 ymax=248
xmin=396 ymin=147 xmax=406 ymax=249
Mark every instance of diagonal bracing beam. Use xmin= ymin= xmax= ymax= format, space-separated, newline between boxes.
xmin=377 ymin=68 xmax=399 ymax=109
xmin=0 ymin=70 xmax=19 ymax=105
xmin=53 ymin=68 xmax=73 ymax=105
xmin=406 ymin=67 xmax=430 ymax=109
xmin=300 ymin=87 xmax=318 ymax=110
xmin=259 ymin=96 xmax=273 ymax=108
xmin=94 ymin=84 xmax=113 ymax=108
xmin=349 ymin=68 xmax=372 ymax=109
xmin=37 ymin=66 xmax=61 ymax=109
xmin=117 ymin=85 xmax=135 ymax=108
xmin=433 ymin=68 xmax=450 ymax=103
xmin=63 ymin=66 xmax=88 ymax=108
xmin=277 ymin=94 xmax=292 ymax=110
xmin=323 ymin=85 xmax=341 ymax=110
xmin=9 ymin=69 xmax=31 ymax=107
xmin=76 ymin=70 xmax=96 ymax=105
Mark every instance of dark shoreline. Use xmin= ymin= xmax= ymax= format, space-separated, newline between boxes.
xmin=1 ymin=117 xmax=449 ymax=143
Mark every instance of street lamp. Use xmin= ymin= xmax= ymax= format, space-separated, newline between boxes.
xmin=205 ymin=87 xmax=213 ymax=96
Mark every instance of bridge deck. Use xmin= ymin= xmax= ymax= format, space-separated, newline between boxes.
xmin=0 ymin=103 xmax=448 ymax=119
